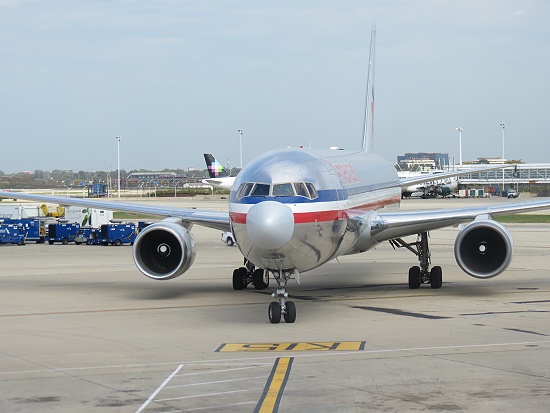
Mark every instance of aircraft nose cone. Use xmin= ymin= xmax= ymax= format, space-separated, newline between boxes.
xmin=246 ymin=201 xmax=294 ymax=250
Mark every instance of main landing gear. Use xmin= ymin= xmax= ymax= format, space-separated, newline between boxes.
xmin=232 ymin=259 xmax=269 ymax=290
xmin=390 ymin=232 xmax=443 ymax=290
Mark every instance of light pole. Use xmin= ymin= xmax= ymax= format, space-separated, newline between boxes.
xmin=500 ymin=123 xmax=505 ymax=195
xmin=115 ymin=136 xmax=121 ymax=198
xmin=455 ymin=127 xmax=463 ymax=166
xmin=237 ymin=129 xmax=243 ymax=168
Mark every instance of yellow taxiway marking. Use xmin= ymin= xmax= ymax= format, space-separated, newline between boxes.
xmin=254 ymin=357 xmax=293 ymax=413
xmin=216 ymin=341 xmax=366 ymax=352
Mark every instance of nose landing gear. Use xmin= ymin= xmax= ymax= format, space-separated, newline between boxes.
xmin=268 ymin=269 xmax=297 ymax=324
xmin=232 ymin=263 xmax=298 ymax=323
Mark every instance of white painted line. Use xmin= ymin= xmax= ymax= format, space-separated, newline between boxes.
xmin=185 ymin=401 xmax=257 ymax=411
xmin=165 ymin=375 xmax=266 ymax=389
xmin=2 ymin=339 xmax=550 ymax=377
xmin=155 ymin=387 xmax=263 ymax=402
xmin=0 ymin=361 xmax=271 ymax=376
xmin=175 ymin=365 xmax=263 ymax=376
xmin=135 ymin=364 xmax=184 ymax=413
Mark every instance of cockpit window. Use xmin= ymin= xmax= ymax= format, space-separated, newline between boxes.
xmin=236 ymin=182 xmax=254 ymax=200
xmin=250 ymin=183 xmax=270 ymax=196
xmin=293 ymin=182 xmax=309 ymax=198
xmin=305 ymin=183 xmax=318 ymax=199
xmin=272 ymin=183 xmax=294 ymax=197
xmin=236 ymin=181 xmax=319 ymax=200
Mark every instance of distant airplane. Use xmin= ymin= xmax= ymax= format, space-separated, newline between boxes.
xmin=2 ymin=26 xmax=550 ymax=324
xmin=399 ymin=170 xmax=458 ymax=198
xmin=202 ymin=153 xmax=236 ymax=189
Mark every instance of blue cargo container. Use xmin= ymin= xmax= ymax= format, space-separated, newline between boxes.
xmin=47 ymin=222 xmax=81 ymax=244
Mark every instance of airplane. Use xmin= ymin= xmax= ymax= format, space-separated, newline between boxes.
xmin=399 ymin=170 xmax=459 ymax=198
xmin=2 ymin=27 xmax=550 ymax=324
xmin=201 ymin=154 xmax=236 ymax=189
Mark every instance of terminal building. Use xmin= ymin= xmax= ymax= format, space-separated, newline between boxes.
xmin=397 ymin=153 xmax=550 ymax=195
xmin=396 ymin=152 xmax=450 ymax=169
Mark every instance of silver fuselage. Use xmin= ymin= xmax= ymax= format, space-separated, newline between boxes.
xmin=229 ymin=148 xmax=401 ymax=272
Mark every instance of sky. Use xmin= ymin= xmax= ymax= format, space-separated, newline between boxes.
xmin=1 ymin=0 xmax=549 ymax=174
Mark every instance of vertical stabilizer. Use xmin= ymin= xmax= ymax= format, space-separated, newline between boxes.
xmin=204 ymin=154 xmax=230 ymax=178
xmin=361 ymin=25 xmax=376 ymax=153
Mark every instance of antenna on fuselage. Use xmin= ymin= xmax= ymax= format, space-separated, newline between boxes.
xmin=361 ymin=24 xmax=376 ymax=153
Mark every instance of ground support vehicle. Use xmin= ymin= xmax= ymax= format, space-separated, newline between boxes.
xmin=75 ymin=227 xmax=102 ymax=245
xmin=100 ymin=223 xmax=138 ymax=246
xmin=47 ymin=222 xmax=80 ymax=245
xmin=503 ymin=188 xmax=520 ymax=198
xmin=221 ymin=231 xmax=235 ymax=246
xmin=0 ymin=218 xmax=47 ymax=243
xmin=0 ymin=223 xmax=25 ymax=245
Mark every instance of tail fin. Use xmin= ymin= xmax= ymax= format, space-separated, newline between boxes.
xmin=204 ymin=154 xmax=230 ymax=178
xmin=361 ymin=24 xmax=376 ymax=153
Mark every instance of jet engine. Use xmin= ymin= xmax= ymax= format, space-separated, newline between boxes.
xmin=454 ymin=219 xmax=513 ymax=279
xmin=133 ymin=219 xmax=197 ymax=280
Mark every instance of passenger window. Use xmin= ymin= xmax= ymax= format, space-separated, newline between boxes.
xmin=250 ymin=183 xmax=270 ymax=196
xmin=293 ymin=182 xmax=309 ymax=198
xmin=272 ymin=183 xmax=294 ymax=197
xmin=305 ymin=183 xmax=318 ymax=199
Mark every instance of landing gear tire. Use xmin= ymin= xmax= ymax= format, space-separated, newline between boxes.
xmin=232 ymin=267 xmax=247 ymax=290
xmin=268 ymin=302 xmax=281 ymax=324
xmin=283 ymin=301 xmax=296 ymax=323
xmin=252 ymin=269 xmax=269 ymax=290
xmin=408 ymin=266 xmax=421 ymax=289
xmin=430 ymin=266 xmax=443 ymax=289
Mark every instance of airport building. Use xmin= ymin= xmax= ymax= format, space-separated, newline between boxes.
xmin=396 ymin=152 xmax=450 ymax=169
xmin=122 ymin=171 xmax=188 ymax=190
xmin=397 ymin=153 xmax=550 ymax=194
xmin=456 ymin=163 xmax=550 ymax=193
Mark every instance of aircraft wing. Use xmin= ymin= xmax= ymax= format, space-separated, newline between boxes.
xmin=399 ymin=164 xmax=507 ymax=189
xmin=374 ymin=199 xmax=550 ymax=241
xmin=0 ymin=191 xmax=230 ymax=232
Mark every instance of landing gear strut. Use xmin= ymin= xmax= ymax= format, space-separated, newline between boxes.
xmin=232 ymin=259 xmax=269 ymax=290
xmin=268 ymin=269 xmax=296 ymax=324
xmin=390 ymin=232 xmax=443 ymax=289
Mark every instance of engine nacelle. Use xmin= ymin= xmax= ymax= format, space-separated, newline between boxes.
xmin=133 ymin=220 xmax=197 ymax=280
xmin=454 ymin=219 xmax=513 ymax=279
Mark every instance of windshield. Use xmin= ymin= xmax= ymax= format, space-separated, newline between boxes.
xmin=236 ymin=182 xmax=319 ymax=200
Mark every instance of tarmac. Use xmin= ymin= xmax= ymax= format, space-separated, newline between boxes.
xmin=1 ymin=195 xmax=550 ymax=412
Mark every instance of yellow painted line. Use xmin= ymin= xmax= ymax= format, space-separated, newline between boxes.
xmin=216 ymin=341 xmax=366 ymax=352
xmin=254 ymin=357 xmax=293 ymax=413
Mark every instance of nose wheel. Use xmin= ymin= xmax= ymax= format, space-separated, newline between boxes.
xmin=268 ymin=269 xmax=297 ymax=324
